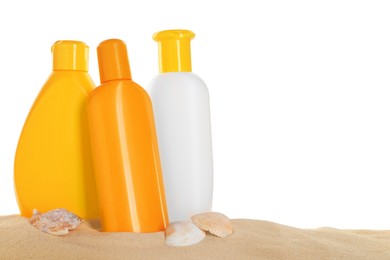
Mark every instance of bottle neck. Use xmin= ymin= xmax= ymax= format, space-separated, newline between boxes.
xmin=153 ymin=30 xmax=195 ymax=73
xmin=97 ymin=39 xmax=132 ymax=83
xmin=52 ymin=41 xmax=89 ymax=72
xmin=157 ymin=39 xmax=192 ymax=73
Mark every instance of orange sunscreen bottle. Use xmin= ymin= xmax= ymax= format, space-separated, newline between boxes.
xmin=87 ymin=39 xmax=169 ymax=232
xmin=14 ymin=41 xmax=99 ymax=219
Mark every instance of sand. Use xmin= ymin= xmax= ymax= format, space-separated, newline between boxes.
xmin=1 ymin=215 xmax=390 ymax=259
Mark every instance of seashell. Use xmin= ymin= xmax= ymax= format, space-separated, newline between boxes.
xmin=191 ymin=212 xmax=234 ymax=238
xmin=29 ymin=208 xmax=83 ymax=236
xmin=165 ymin=221 xmax=206 ymax=246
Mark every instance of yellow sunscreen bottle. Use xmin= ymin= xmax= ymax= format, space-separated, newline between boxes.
xmin=14 ymin=40 xmax=99 ymax=219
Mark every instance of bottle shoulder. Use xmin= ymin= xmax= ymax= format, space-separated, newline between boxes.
xmin=148 ymin=72 xmax=208 ymax=94
xmin=43 ymin=71 xmax=96 ymax=93
xmin=46 ymin=71 xmax=95 ymax=83
xmin=31 ymin=71 xmax=94 ymax=105
xmin=19 ymin=72 xmax=95 ymax=134
xmin=89 ymin=79 xmax=150 ymax=104
xmin=149 ymin=72 xmax=205 ymax=84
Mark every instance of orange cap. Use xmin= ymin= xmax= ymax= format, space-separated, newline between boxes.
xmin=97 ymin=39 xmax=132 ymax=83
xmin=52 ymin=40 xmax=89 ymax=71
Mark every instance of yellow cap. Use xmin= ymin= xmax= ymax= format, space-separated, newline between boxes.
xmin=97 ymin=39 xmax=132 ymax=83
xmin=153 ymin=30 xmax=195 ymax=73
xmin=52 ymin=40 xmax=89 ymax=71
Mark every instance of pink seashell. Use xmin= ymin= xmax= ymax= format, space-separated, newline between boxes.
xmin=29 ymin=208 xmax=83 ymax=236
xmin=165 ymin=221 xmax=205 ymax=246
xmin=191 ymin=212 xmax=234 ymax=238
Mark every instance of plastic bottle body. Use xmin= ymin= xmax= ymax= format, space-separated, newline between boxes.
xmin=14 ymin=71 xmax=99 ymax=219
xmin=88 ymin=79 xmax=169 ymax=232
xmin=148 ymin=72 xmax=213 ymax=222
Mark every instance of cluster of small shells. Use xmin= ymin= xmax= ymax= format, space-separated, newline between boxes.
xmin=165 ymin=212 xmax=234 ymax=247
xmin=28 ymin=208 xmax=233 ymax=247
xmin=29 ymin=208 xmax=83 ymax=236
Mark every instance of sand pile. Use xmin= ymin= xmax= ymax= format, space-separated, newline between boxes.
xmin=1 ymin=215 xmax=390 ymax=259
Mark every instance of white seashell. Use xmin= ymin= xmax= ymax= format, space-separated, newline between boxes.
xmin=165 ymin=221 xmax=206 ymax=246
xmin=191 ymin=212 xmax=234 ymax=238
xmin=29 ymin=208 xmax=83 ymax=236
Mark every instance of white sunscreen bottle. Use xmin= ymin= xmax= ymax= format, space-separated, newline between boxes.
xmin=148 ymin=30 xmax=213 ymax=222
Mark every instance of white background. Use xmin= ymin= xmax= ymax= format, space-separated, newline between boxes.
xmin=1 ymin=0 xmax=390 ymax=229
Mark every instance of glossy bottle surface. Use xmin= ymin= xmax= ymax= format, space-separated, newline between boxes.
xmin=14 ymin=41 xmax=99 ymax=219
xmin=148 ymin=30 xmax=213 ymax=222
xmin=88 ymin=39 xmax=168 ymax=232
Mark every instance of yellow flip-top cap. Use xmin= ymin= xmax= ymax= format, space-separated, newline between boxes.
xmin=52 ymin=40 xmax=89 ymax=71
xmin=153 ymin=30 xmax=195 ymax=73
xmin=97 ymin=39 xmax=132 ymax=83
